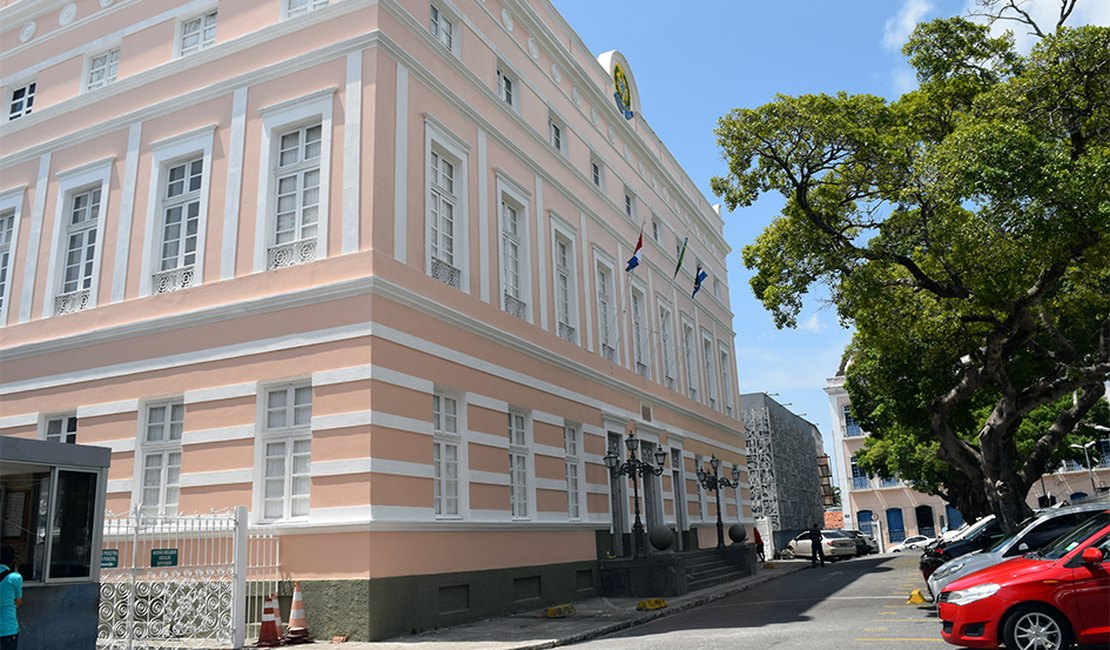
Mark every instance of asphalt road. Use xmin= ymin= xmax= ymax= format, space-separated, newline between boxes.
xmin=573 ymin=554 xmax=954 ymax=650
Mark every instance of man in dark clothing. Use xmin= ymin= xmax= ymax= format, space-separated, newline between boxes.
xmin=807 ymin=523 xmax=825 ymax=567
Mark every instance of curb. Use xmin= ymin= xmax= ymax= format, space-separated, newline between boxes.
xmin=507 ymin=565 xmax=809 ymax=650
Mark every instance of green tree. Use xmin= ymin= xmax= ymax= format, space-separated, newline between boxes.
xmin=712 ymin=2 xmax=1110 ymax=531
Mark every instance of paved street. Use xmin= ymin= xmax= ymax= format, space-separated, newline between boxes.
xmin=573 ymin=555 xmax=947 ymax=650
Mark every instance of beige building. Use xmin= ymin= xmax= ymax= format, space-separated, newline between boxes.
xmin=0 ymin=0 xmax=747 ymax=640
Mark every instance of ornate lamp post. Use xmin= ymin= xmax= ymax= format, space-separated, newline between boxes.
xmin=604 ymin=432 xmax=667 ymax=559
xmin=697 ymin=455 xmax=741 ymax=549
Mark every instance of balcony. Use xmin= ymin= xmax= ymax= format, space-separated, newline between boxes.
xmin=879 ymin=477 xmax=900 ymax=488
xmin=845 ymin=422 xmax=863 ymax=437
xmin=601 ymin=344 xmax=616 ymax=362
xmin=268 ymin=238 xmax=316 ymax=270
xmin=152 ymin=266 xmax=195 ymax=294
xmin=503 ymin=293 xmax=527 ymax=320
xmin=852 ymin=477 xmax=870 ymax=490
xmin=557 ymin=321 xmax=576 ymax=343
xmin=636 ymin=361 xmax=648 ymax=378
xmin=55 ymin=288 xmax=90 ymax=315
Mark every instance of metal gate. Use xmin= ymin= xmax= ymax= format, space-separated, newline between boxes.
xmin=97 ymin=506 xmax=279 ymax=649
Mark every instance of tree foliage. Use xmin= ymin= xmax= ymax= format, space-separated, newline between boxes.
xmin=713 ymin=4 xmax=1110 ymax=530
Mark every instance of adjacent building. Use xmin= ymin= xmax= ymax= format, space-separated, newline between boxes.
xmin=826 ymin=372 xmax=1110 ymax=549
xmin=0 ymin=0 xmax=747 ymax=640
xmin=741 ymin=392 xmax=823 ymax=552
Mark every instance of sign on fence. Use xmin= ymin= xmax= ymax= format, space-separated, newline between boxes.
xmin=150 ymin=548 xmax=178 ymax=567
xmin=100 ymin=549 xmax=118 ymax=568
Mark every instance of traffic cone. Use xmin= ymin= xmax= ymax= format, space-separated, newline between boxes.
xmin=254 ymin=594 xmax=282 ymax=647
xmin=283 ymin=582 xmax=314 ymax=644
xmin=272 ymin=593 xmax=285 ymax=637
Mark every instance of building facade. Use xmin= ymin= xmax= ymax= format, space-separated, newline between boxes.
xmin=0 ymin=0 xmax=746 ymax=640
xmin=740 ymin=392 xmax=823 ymax=552
xmin=826 ymin=374 xmax=1110 ymax=550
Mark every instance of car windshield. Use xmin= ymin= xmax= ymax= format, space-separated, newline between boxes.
xmin=986 ymin=515 xmax=1038 ymax=553
xmin=952 ymin=515 xmax=994 ymax=541
xmin=1040 ymin=511 xmax=1110 ymax=560
xmin=963 ymin=519 xmax=1001 ymax=542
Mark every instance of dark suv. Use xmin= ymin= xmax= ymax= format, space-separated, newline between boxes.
xmin=919 ymin=515 xmax=1006 ymax=580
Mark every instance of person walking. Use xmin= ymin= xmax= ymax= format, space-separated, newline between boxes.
xmin=807 ymin=523 xmax=825 ymax=568
xmin=753 ymin=527 xmax=765 ymax=562
xmin=0 ymin=546 xmax=23 ymax=650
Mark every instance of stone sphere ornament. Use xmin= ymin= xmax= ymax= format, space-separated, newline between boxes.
xmin=728 ymin=523 xmax=747 ymax=544
xmin=648 ymin=525 xmax=674 ymax=551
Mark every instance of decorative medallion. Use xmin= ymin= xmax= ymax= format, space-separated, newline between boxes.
xmin=100 ymin=0 xmax=115 ymax=7
xmin=607 ymin=126 xmax=615 ymax=143
xmin=527 ymin=37 xmax=538 ymax=59
xmin=501 ymin=9 xmax=513 ymax=31
xmin=638 ymin=161 xmax=646 ymax=175
xmin=19 ymin=21 xmax=36 ymax=42
xmin=651 ymin=174 xmax=657 ymax=189
xmin=591 ymin=107 xmax=599 ymax=126
xmin=624 ymin=144 xmax=631 ymax=160
xmin=572 ymin=87 xmax=581 ymax=106
xmin=612 ymin=62 xmax=634 ymax=120
xmin=59 ymin=3 xmax=78 ymax=26
xmin=550 ymin=63 xmax=561 ymax=83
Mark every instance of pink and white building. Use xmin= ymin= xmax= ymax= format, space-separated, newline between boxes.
xmin=0 ymin=0 xmax=746 ymax=639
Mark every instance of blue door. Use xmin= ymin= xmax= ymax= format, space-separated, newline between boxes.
xmin=945 ymin=504 xmax=964 ymax=530
xmin=886 ymin=508 xmax=905 ymax=543
xmin=857 ymin=510 xmax=874 ymax=536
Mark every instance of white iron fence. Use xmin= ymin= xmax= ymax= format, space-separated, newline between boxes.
xmin=97 ymin=507 xmax=280 ymax=649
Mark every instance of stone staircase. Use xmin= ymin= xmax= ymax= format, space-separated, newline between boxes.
xmin=684 ymin=548 xmax=749 ymax=592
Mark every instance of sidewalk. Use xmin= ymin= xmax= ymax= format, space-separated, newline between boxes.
xmin=332 ymin=560 xmax=810 ymax=649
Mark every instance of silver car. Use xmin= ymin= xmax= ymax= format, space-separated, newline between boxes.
xmin=926 ymin=502 xmax=1107 ymax=597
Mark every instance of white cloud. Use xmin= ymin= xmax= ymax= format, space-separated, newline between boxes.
xmin=800 ymin=313 xmax=825 ymax=333
xmin=891 ymin=65 xmax=919 ymax=95
xmin=884 ymin=0 xmax=936 ymax=51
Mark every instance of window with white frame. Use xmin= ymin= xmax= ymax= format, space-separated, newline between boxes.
xmin=8 ymin=82 xmax=34 ymax=120
xmin=624 ymin=190 xmax=635 ymax=221
xmin=433 ymin=392 xmax=460 ymax=517
xmin=659 ymin=302 xmax=675 ymax=389
xmin=428 ymin=147 xmax=461 ymax=287
xmin=86 ymin=49 xmax=119 ymax=91
xmin=429 ymin=4 xmax=454 ymax=51
xmin=702 ymin=333 xmax=717 ymax=408
xmin=269 ymin=123 xmax=321 ymax=268
xmin=548 ymin=117 xmax=566 ymax=155
xmin=286 ymin=0 xmax=328 ymax=18
xmin=682 ymin=319 xmax=697 ymax=399
xmin=651 ymin=216 xmax=663 ymax=246
xmin=57 ymin=187 xmax=101 ymax=314
xmin=260 ymin=383 xmax=312 ymax=521
xmin=44 ymin=415 xmax=77 ymax=444
xmin=553 ymin=231 xmax=577 ymax=343
xmin=496 ymin=66 xmax=515 ymax=108
xmin=564 ymin=423 xmax=581 ymax=520
xmin=140 ymin=402 xmax=184 ymax=516
xmin=508 ymin=410 xmax=529 ymax=519
xmin=719 ymin=347 xmax=734 ymax=416
xmin=154 ymin=156 xmax=203 ymax=293
xmin=0 ymin=210 xmax=14 ymax=316
xmin=597 ymin=261 xmax=616 ymax=362
xmin=500 ymin=196 xmax=525 ymax=318
xmin=694 ymin=453 xmax=705 ymax=520
xmin=631 ymin=286 xmax=647 ymax=377
xmin=179 ymin=10 xmax=217 ymax=56
xmin=590 ymin=157 xmax=603 ymax=190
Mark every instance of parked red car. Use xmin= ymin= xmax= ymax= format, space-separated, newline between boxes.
xmin=938 ymin=509 xmax=1110 ymax=650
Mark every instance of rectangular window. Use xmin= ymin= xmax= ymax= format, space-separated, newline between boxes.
xmin=87 ymin=49 xmax=119 ymax=91
xmin=155 ymin=156 xmax=203 ymax=293
xmin=549 ymin=119 xmax=563 ymax=153
xmin=702 ymin=335 xmax=717 ymax=408
xmin=8 ymin=82 xmax=34 ymax=120
xmin=720 ymin=348 xmax=734 ymax=416
xmin=844 ymin=404 xmax=862 ymax=437
xmin=683 ymin=321 xmax=697 ymax=399
xmin=497 ymin=68 xmax=514 ymax=107
xmin=287 ymin=0 xmax=328 ymax=18
xmin=433 ymin=392 xmax=458 ymax=434
xmin=270 ymin=123 xmax=321 ymax=266
xmin=141 ymin=401 xmax=185 ymax=518
xmin=624 ymin=191 xmax=635 ymax=221
xmin=0 ymin=210 xmax=13 ymax=315
xmin=60 ymin=187 xmax=100 ymax=307
xmin=429 ymin=149 xmax=460 ymax=286
xmin=590 ymin=159 xmax=603 ymax=189
xmin=429 ymin=4 xmax=454 ymax=50
xmin=554 ymin=234 xmax=576 ymax=343
xmin=597 ymin=262 xmax=616 ymax=361
xmin=263 ymin=438 xmax=311 ymax=520
xmin=564 ymin=424 xmax=580 ymax=519
xmin=659 ymin=304 xmax=675 ymax=389
xmin=264 ymin=384 xmax=313 ymax=432
xmin=180 ymin=10 xmax=217 ymax=56
xmin=500 ymin=198 xmax=524 ymax=318
xmin=508 ymin=411 xmax=528 ymax=519
xmin=49 ymin=470 xmax=98 ymax=579
xmin=434 ymin=440 xmax=459 ymax=517
xmin=631 ymin=288 xmax=647 ymax=377
xmin=45 ymin=415 xmax=78 ymax=444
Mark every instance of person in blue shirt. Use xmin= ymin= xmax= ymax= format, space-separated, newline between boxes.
xmin=0 ymin=546 xmax=22 ymax=650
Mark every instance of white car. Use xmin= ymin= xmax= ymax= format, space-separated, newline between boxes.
xmin=887 ymin=535 xmax=934 ymax=553
xmin=784 ymin=530 xmax=857 ymax=561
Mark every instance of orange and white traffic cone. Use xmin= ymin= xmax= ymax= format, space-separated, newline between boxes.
xmin=254 ymin=594 xmax=282 ymax=647
xmin=283 ymin=582 xmax=314 ymax=644
xmin=271 ymin=593 xmax=285 ymax=638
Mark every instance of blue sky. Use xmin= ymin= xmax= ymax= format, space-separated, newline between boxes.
xmin=550 ymin=0 xmax=1110 ymax=476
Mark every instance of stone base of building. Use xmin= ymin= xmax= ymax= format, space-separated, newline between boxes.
xmin=598 ymin=554 xmax=690 ymax=597
xmin=291 ymin=560 xmax=600 ymax=641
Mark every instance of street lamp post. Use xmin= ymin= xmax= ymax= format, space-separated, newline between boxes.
xmin=604 ymin=432 xmax=667 ymax=559
xmin=1070 ymin=440 xmax=1099 ymax=494
xmin=696 ymin=455 xmax=742 ymax=549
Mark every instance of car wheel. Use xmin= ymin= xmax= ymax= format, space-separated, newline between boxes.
xmin=1003 ymin=605 xmax=1071 ymax=650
